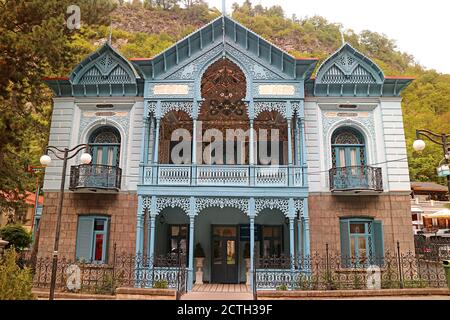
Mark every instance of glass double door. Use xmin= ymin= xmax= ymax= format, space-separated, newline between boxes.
xmin=211 ymin=226 xmax=238 ymax=284
xmin=333 ymin=145 xmax=368 ymax=189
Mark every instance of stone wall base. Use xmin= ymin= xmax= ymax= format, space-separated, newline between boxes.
xmin=257 ymin=288 xmax=450 ymax=299
xmin=308 ymin=193 xmax=414 ymax=254
xmin=37 ymin=192 xmax=137 ymax=260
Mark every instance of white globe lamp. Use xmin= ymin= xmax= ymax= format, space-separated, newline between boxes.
xmin=413 ymin=139 xmax=426 ymax=152
xmin=80 ymin=153 xmax=92 ymax=165
xmin=40 ymin=155 xmax=52 ymax=167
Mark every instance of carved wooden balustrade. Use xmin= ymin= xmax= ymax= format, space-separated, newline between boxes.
xmin=141 ymin=165 xmax=307 ymax=187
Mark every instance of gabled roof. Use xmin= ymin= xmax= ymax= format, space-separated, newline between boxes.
xmin=316 ymin=43 xmax=384 ymax=84
xmin=44 ymin=42 xmax=144 ymax=97
xmin=130 ymin=15 xmax=318 ymax=80
xmin=308 ymin=43 xmax=413 ymax=97
xmin=70 ymin=42 xmax=141 ymax=84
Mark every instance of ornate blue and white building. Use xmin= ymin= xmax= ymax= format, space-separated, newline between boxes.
xmin=39 ymin=15 xmax=415 ymax=291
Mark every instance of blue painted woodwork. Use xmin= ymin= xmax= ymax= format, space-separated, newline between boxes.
xmin=339 ymin=218 xmax=384 ymax=267
xmin=76 ymin=216 xmax=109 ymax=263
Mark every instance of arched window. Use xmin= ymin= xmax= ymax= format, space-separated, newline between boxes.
xmin=331 ymin=127 xmax=366 ymax=168
xmin=89 ymin=126 xmax=121 ymax=167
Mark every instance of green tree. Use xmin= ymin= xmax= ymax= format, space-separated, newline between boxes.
xmin=0 ymin=248 xmax=35 ymax=300
xmin=0 ymin=225 xmax=32 ymax=250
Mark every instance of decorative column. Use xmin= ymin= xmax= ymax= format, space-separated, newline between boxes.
xmin=153 ymin=118 xmax=161 ymax=164
xmin=249 ymin=198 xmax=256 ymax=290
xmin=294 ymin=115 xmax=300 ymax=166
xmin=148 ymin=196 xmax=157 ymax=283
xmin=249 ymin=119 xmax=255 ymax=186
xmin=192 ymin=118 xmax=198 ymax=186
xmin=135 ymin=196 xmax=145 ymax=255
xmin=287 ymin=117 xmax=293 ymax=187
xmin=297 ymin=218 xmax=302 ymax=260
xmin=302 ymin=198 xmax=310 ymax=269
xmin=148 ymin=115 xmax=155 ymax=165
xmin=287 ymin=118 xmax=293 ymax=166
xmin=152 ymin=118 xmax=161 ymax=185
xmin=249 ymin=119 xmax=255 ymax=165
xmin=188 ymin=197 xmax=196 ymax=291
xmin=288 ymin=198 xmax=295 ymax=272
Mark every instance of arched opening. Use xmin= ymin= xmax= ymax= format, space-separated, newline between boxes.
xmin=158 ymin=110 xmax=193 ymax=164
xmin=199 ymin=58 xmax=249 ymax=165
xmin=254 ymin=111 xmax=288 ymax=165
xmin=89 ymin=126 xmax=121 ymax=167
xmin=331 ymin=127 xmax=366 ymax=168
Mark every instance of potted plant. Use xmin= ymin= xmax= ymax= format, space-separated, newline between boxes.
xmin=194 ymin=243 xmax=205 ymax=284
xmin=243 ymin=243 xmax=251 ymax=285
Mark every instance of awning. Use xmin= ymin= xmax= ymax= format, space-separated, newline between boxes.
xmin=422 ymin=208 xmax=450 ymax=219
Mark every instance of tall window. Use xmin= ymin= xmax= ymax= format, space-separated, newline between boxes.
xmin=340 ymin=218 xmax=384 ymax=267
xmin=76 ymin=216 xmax=110 ymax=263
xmin=89 ymin=126 xmax=121 ymax=167
xmin=331 ymin=127 xmax=366 ymax=168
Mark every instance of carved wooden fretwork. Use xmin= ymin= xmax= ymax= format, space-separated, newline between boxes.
xmin=200 ymin=58 xmax=248 ymax=120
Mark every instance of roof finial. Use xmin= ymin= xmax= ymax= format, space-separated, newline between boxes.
xmin=339 ymin=26 xmax=345 ymax=46
xmin=108 ymin=19 xmax=113 ymax=45
xmin=222 ymin=0 xmax=226 ymax=16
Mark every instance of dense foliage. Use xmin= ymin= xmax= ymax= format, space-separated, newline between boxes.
xmin=0 ymin=0 xmax=448 ymax=212
xmin=0 ymin=224 xmax=32 ymax=250
xmin=0 ymin=248 xmax=35 ymax=300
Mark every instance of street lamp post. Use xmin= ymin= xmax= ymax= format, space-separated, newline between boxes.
xmin=413 ymin=129 xmax=450 ymax=197
xmin=40 ymin=144 xmax=92 ymax=300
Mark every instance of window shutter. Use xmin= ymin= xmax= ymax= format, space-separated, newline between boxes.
xmin=372 ymin=220 xmax=384 ymax=266
xmin=339 ymin=220 xmax=350 ymax=267
xmin=76 ymin=217 xmax=94 ymax=262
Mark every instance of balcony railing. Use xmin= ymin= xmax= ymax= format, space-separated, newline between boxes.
xmin=329 ymin=166 xmax=382 ymax=192
xmin=70 ymin=164 xmax=122 ymax=191
xmin=142 ymin=165 xmax=307 ymax=188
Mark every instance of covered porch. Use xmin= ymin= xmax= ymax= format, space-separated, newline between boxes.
xmin=134 ymin=196 xmax=310 ymax=291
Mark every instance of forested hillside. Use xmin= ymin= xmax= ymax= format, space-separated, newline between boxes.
xmin=0 ymin=0 xmax=449 ymax=213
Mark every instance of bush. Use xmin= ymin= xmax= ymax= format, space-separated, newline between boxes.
xmin=0 ymin=224 xmax=32 ymax=250
xmin=276 ymin=284 xmax=288 ymax=291
xmin=153 ymin=279 xmax=169 ymax=289
xmin=0 ymin=248 xmax=35 ymax=300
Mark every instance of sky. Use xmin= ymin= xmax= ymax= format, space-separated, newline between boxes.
xmin=206 ymin=0 xmax=450 ymax=74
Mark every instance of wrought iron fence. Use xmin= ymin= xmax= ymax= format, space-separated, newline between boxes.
xmin=255 ymin=242 xmax=450 ymax=291
xmin=19 ymin=247 xmax=187 ymax=298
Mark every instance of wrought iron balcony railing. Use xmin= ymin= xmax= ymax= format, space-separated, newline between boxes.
xmin=70 ymin=164 xmax=122 ymax=191
xmin=329 ymin=166 xmax=383 ymax=192
xmin=141 ymin=164 xmax=307 ymax=188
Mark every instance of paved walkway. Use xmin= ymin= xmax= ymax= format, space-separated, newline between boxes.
xmin=181 ymin=284 xmax=254 ymax=300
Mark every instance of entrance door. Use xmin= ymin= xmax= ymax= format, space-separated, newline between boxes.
xmin=211 ymin=226 xmax=238 ymax=284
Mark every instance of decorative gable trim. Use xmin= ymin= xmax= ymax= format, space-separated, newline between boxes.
xmin=316 ymin=43 xmax=384 ymax=85
xmin=71 ymin=43 xmax=140 ymax=85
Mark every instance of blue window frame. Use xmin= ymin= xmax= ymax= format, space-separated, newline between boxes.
xmin=340 ymin=218 xmax=384 ymax=267
xmin=331 ymin=127 xmax=366 ymax=168
xmin=89 ymin=126 xmax=121 ymax=167
xmin=76 ymin=216 xmax=110 ymax=263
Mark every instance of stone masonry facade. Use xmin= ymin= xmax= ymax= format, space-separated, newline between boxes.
xmin=308 ymin=193 xmax=414 ymax=254
xmin=37 ymin=192 xmax=137 ymax=261
xmin=36 ymin=192 xmax=414 ymax=259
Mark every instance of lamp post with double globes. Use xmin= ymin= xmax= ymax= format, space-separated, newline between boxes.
xmin=40 ymin=144 xmax=92 ymax=300
xmin=413 ymin=129 xmax=450 ymax=197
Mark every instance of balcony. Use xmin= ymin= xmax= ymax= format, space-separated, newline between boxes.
xmin=329 ymin=166 xmax=383 ymax=194
xmin=141 ymin=165 xmax=307 ymax=188
xmin=70 ymin=164 xmax=122 ymax=192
